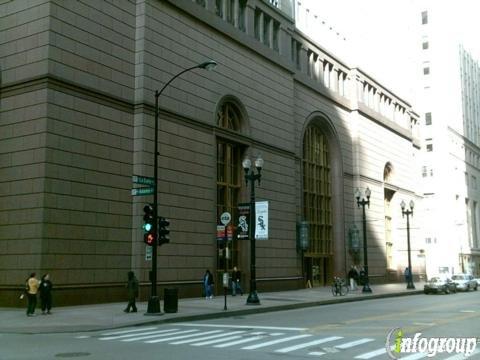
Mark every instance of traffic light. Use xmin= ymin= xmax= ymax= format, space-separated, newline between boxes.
xmin=158 ymin=217 xmax=170 ymax=246
xmin=143 ymin=204 xmax=155 ymax=246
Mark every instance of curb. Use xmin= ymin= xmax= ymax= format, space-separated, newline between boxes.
xmin=1 ymin=289 xmax=423 ymax=334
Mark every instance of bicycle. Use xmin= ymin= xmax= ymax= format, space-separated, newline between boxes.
xmin=331 ymin=277 xmax=349 ymax=296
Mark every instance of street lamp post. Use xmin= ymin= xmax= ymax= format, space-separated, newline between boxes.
xmin=401 ymin=200 xmax=415 ymax=290
xmin=146 ymin=60 xmax=217 ymax=315
xmin=355 ymin=187 xmax=372 ymax=293
xmin=242 ymin=155 xmax=263 ymax=305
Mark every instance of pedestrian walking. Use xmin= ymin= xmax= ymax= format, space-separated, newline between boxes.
xmin=124 ymin=271 xmax=139 ymax=313
xmin=348 ymin=265 xmax=359 ymax=291
xmin=26 ymin=272 xmax=39 ymax=316
xmin=39 ymin=273 xmax=53 ymax=315
xmin=203 ymin=269 xmax=214 ymax=299
xmin=358 ymin=267 xmax=366 ymax=286
xmin=404 ymin=267 xmax=412 ymax=284
xmin=231 ymin=266 xmax=243 ymax=296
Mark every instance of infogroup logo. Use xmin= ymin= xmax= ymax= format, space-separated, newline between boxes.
xmin=385 ymin=328 xmax=478 ymax=359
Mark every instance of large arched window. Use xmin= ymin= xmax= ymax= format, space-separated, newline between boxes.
xmin=303 ymin=125 xmax=333 ymax=286
xmin=217 ymin=102 xmax=241 ymax=131
xmin=216 ymin=101 xmax=243 ymax=278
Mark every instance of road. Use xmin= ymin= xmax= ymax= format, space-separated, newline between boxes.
xmin=1 ymin=292 xmax=479 ymax=360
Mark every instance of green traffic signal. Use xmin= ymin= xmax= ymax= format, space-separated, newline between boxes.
xmin=143 ymin=204 xmax=155 ymax=246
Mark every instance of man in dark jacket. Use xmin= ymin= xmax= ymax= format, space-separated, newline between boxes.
xmin=39 ymin=273 xmax=53 ymax=314
xmin=124 ymin=271 xmax=139 ymax=313
xmin=231 ymin=266 xmax=243 ymax=296
xmin=347 ymin=266 xmax=359 ymax=291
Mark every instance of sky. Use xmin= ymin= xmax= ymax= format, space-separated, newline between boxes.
xmin=298 ymin=0 xmax=480 ymax=101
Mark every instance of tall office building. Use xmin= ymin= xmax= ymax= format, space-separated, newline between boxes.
xmin=414 ymin=1 xmax=480 ymax=276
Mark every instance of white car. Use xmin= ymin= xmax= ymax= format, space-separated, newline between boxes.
xmin=451 ymin=274 xmax=478 ymax=291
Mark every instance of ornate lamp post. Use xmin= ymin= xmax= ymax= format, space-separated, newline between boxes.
xmin=355 ymin=187 xmax=372 ymax=293
xmin=147 ymin=60 xmax=217 ymax=315
xmin=401 ymin=200 xmax=415 ymax=289
xmin=242 ymin=155 xmax=263 ymax=305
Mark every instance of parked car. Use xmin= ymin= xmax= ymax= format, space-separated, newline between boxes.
xmin=424 ymin=277 xmax=457 ymax=294
xmin=451 ymin=274 xmax=478 ymax=291
xmin=475 ymin=277 xmax=480 ymax=286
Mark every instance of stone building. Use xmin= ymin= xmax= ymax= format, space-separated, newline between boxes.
xmin=0 ymin=0 xmax=421 ymax=306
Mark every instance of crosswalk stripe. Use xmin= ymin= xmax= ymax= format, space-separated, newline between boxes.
xmin=444 ymin=347 xmax=480 ymax=360
xmin=176 ymin=323 xmax=307 ymax=331
xmin=169 ymin=331 xmax=233 ymax=345
xmin=242 ymin=334 xmax=312 ymax=350
xmin=121 ymin=330 xmax=196 ymax=343
xmin=186 ymin=331 xmax=246 ymax=346
xmin=100 ymin=327 xmax=157 ymax=336
xmin=355 ymin=345 xmax=395 ymax=359
xmin=144 ymin=330 xmax=202 ymax=343
xmin=191 ymin=335 xmax=244 ymax=346
xmin=335 ymin=338 xmax=374 ymax=349
xmin=308 ymin=352 xmax=326 ymax=356
xmin=275 ymin=336 xmax=343 ymax=353
xmin=214 ymin=336 xmax=265 ymax=348
xmin=400 ymin=353 xmax=428 ymax=360
xmin=99 ymin=328 xmax=178 ymax=341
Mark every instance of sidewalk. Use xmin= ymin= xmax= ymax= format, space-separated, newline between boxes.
xmin=0 ymin=282 xmax=424 ymax=334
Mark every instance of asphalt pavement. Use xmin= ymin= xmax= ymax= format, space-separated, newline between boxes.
xmin=0 ymin=282 xmax=425 ymax=334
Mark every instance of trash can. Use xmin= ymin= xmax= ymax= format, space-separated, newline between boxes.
xmin=163 ymin=288 xmax=178 ymax=313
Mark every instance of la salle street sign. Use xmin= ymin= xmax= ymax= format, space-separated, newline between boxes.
xmin=132 ymin=175 xmax=155 ymax=186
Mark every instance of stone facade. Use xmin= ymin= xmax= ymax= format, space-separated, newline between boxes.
xmin=0 ymin=0 xmax=421 ymax=306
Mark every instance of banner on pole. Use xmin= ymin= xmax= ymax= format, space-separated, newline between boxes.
xmin=255 ymin=201 xmax=268 ymax=240
xmin=237 ymin=203 xmax=250 ymax=240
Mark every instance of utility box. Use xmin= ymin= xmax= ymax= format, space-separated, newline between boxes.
xmin=163 ymin=288 xmax=178 ymax=313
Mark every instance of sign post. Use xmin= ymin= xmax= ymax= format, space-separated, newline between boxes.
xmin=220 ymin=212 xmax=231 ymax=311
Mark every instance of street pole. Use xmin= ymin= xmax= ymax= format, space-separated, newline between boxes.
xmin=146 ymin=91 xmax=161 ymax=315
xmin=356 ymin=188 xmax=372 ymax=293
xmin=247 ymin=173 xmax=259 ymax=305
xmin=146 ymin=60 xmax=217 ymax=315
xmin=401 ymin=200 xmax=415 ymax=290
xmin=243 ymin=156 xmax=263 ymax=305
xmin=224 ymin=227 xmax=228 ymax=311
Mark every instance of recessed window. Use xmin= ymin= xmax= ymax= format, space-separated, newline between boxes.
xmin=425 ymin=112 xmax=432 ymax=125
xmin=254 ymin=8 xmax=261 ymax=41
xmin=423 ymin=67 xmax=430 ymax=75
xmin=273 ymin=20 xmax=280 ymax=52
xmin=422 ymin=41 xmax=429 ymax=50
xmin=215 ymin=0 xmax=223 ymax=17
xmin=421 ymin=11 xmax=428 ymax=25
xmin=426 ymin=143 xmax=433 ymax=152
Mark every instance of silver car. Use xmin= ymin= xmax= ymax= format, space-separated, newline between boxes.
xmin=424 ymin=277 xmax=457 ymax=294
xmin=451 ymin=274 xmax=478 ymax=291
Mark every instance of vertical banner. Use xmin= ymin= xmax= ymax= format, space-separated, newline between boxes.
xmin=237 ymin=203 xmax=250 ymax=240
xmin=255 ymin=201 xmax=268 ymax=240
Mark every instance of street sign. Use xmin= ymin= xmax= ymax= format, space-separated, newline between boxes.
xmin=132 ymin=175 xmax=155 ymax=186
xmin=145 ymin=245 xmax=152 ymax=261
xmin=216 ymin=225 xmax=226 ymax=241
xmin=220 ymin=212 xmax=231 ymax=225
xmin=131 ymin=187 xmax=154 ymax=196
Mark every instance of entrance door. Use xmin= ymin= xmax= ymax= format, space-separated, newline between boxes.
xmin=305 ymin=257 xmax=331 ymax=286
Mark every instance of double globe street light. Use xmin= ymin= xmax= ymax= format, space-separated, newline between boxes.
xmin=355 ymin=187 xmax=372 ymax=293
xmin=401 ymin=200 xmax=415 ymax=290
xmin=147 ymin=60 xmax=217 ymax=315
xmin=242 ymin=156 xmax=264 ymax=305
